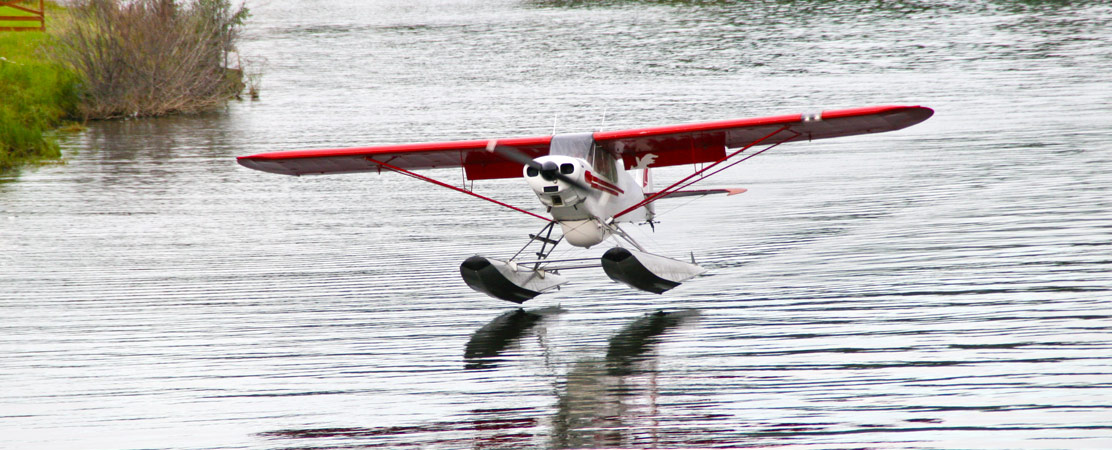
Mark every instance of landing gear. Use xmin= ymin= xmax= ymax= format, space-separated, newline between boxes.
xmin=460 ymin=221 xmax=706 ymax=303
xmin=601 ymin=247 xmax=705 ymax=294
xmin=459 ymin=222 xmax=569 ymax=303
xmin=459 ymin=255 xmax=567 ymax=303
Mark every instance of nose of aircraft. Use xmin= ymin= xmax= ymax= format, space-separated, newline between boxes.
xmin=540 ymin=160 xmax=559 ymax=181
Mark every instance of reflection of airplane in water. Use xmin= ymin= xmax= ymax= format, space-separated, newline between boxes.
xmin=257 ymin=310 xmax=704 ymax=449
xmin=552 ymin=309 xmax=700 ymax=448
xmin=464 ymin=308 xmax=701 ymax=448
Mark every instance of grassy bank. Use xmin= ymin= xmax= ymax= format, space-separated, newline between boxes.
xmin=0 ymin=2 xmax=79 ymax=170
xmin=1 ymin=0 xmax=249 ymax=171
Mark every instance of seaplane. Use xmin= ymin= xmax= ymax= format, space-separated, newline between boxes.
xmin=237 ymin=105 xmax=933 ymax=303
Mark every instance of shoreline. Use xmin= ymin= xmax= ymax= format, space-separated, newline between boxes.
xmin=0 ymin=1 xmax=77 ymax=171
xmin=1 ymin=0 xmax=250 ymax=172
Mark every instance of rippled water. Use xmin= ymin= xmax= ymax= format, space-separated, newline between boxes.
xmin=3 ymin=1 xmax=1112 ymax=449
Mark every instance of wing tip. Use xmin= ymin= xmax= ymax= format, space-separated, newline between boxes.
xmin=913 ymin=104 xmax=935 ymax=120
xmin=898 ymin=105 xmax=935 ymax=128
xmin=818 ymin=104 xmax=934 ymax=132
xmin=236 ymin=155 xmax=300 ymax=176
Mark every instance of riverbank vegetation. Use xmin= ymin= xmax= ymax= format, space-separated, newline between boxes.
xmin=1 ymin=0 xmax=249 ymax=171
xmin=53 ymin=0 xmax=250 ymax=119
xmin=0 ymin=2 xmax=77 ymax=170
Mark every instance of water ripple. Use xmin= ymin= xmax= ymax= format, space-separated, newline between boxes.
xmin=3 ymin=0 xmax=1112 ymax=449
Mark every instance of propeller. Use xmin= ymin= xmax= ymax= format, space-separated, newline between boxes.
xmin=486 ymin=140 xmax=591 ymax=192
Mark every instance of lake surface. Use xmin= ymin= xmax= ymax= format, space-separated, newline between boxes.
xmin=3 ymin=1 xmax=1111 ymax=449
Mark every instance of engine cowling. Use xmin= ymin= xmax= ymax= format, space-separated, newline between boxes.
xmin=523 ymin=155 xmax=588 ymax=209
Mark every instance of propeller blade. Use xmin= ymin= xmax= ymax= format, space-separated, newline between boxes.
xmin=486 ymin=140 xmax=591 ymax=192
xmin=487 ymin=140 xmax=540 ymax=168
xmin=561 ymin=174 xmax=591 ymax=193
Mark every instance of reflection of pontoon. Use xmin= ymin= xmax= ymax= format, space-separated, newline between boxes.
xmin=463 ymin=306 xmax=565 ymax=370
xmin=551 ymin=310 xmax=699 ymax=449
xmin=258 ymin=310 xmax=701 ymax=449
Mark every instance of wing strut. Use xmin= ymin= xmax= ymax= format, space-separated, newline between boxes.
xmin=365 ymin=157 xmax=552 ymax=222
xmin=612 ymin=125 xmax=795 ymax=220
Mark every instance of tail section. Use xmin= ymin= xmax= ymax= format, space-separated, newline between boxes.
xmin=636 ymin=168 xmax=656 ymax=221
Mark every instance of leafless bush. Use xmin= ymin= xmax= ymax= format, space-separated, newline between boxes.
xmin=241 ymin=55 xmax=266 ymax=100
xmin=52 ymin=0 xmax=249 ymax=119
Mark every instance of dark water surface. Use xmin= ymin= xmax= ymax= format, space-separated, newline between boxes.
xmin=3 ymin=1 xmax=1112 ymax=449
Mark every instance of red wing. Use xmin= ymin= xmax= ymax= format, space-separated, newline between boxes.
xmin=594 ymin=105 xmax=934 ymax=170
xmin=238 ymin=106 xmax=932 ymax=179
xmin=237 ymin=136 xmax=552 ymax=180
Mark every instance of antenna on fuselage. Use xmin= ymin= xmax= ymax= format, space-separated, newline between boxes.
xmin=552 ymin=113 xmax=558 ymax=135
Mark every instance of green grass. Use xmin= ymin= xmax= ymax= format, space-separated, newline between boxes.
xmin=0 ymin=25 xmax=79 ymax=170
xmin=1 ymin=2 xmax=79 ymax=171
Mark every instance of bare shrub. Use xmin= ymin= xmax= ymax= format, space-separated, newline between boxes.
xmin=52 ymin=0 xmax=249 ymax=119
xmin=241 ymin=55 xmax=266 ymax=100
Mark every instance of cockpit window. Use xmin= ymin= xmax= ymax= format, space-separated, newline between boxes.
xmin=589 ymin=143 xmax=617 ymax=181
xmin=526 ymin=167 xmax=539 ymax=177
xmin=560 ymin=163 xmax=574 ymax=174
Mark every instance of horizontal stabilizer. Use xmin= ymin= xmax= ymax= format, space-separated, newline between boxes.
xmin=460 ymin=256 xmax=568 ymax=303
xmin=647 ymin=188 xmax=746 ymax=199
xmin=601 ymin=248 xmax=706 ymax=294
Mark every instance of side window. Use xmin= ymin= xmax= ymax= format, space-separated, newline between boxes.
xmin=589 ymin=143 xmax=617 ymax=181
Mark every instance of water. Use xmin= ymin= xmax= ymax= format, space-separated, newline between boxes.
xmin=3 ymin=0 xmax=1112 ymax=448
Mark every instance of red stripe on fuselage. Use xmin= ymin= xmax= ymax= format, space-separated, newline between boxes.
xmin=585 ymin=171 xmax=623 ymax=196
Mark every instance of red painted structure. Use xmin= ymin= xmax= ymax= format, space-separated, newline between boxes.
xmin=0 ymin=0 xmax=45 ymax=32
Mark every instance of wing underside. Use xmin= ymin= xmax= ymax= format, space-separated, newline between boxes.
xmin=236 ymin=105 xmax=933 ymax=179
xmin=236 ymin=137 xmax=551 ymax=180
xmin=594 ymin=105 xmax=933 ymax=170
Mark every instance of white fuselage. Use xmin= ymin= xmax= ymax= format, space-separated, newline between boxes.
xmin=524 ymin=155 xmax=650 ymax=248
